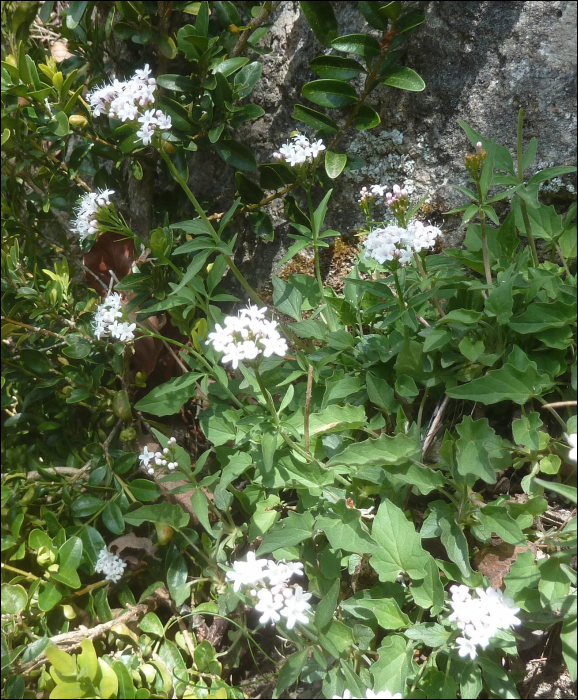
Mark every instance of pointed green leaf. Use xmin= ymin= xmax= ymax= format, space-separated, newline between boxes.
xmin=302 ymin=79 xmax=358 ymax=109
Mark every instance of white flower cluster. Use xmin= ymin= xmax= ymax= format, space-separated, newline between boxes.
xmin=207 ymin=305 xmax=288 ymax=370
xmin=333 ymin=691 xmax=402 ymax=699
xmin=71 ymin=188 xmax=114 ymax=241
xmin=226 ymin=552 xmax=312 ymax=630
xmin=139 ymin=437 xmax=178 ymax=475
xmin=93 ymin=292 xmax=136 ymax=342
xmin=273 ymin=133 xmax=326 ymax=167
xmin=95 ymin=547 xmax=126 ymax=584
xmin=87 ymin=64 xmax=172 ymax=146
xmin=364 ymin=220 xmax=441 ymax=266
xmin=449 ymin=584 xmax=521 ymax=660
xmin=567 ymin=433 xmax=577 ymax=462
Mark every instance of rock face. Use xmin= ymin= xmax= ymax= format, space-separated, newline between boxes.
xmin=191 ymin=1 xmax=577 ymax=283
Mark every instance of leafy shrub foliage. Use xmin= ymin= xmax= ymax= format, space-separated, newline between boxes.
xmin=1 ymin=2 xmax=576 ymax=699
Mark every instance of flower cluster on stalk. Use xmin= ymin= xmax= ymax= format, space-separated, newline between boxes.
xmin=71 ymin=188 xmax=114 ymax=242
xmin=87 ymin=64 xmax=172 ymax=146
xmin=95 ymin=547 xmax=126 ymax=584
xmin=93 ymin=292 xmax=136 ymax=343
xmin=139 ymin=437 xmax=178 ymax=475
xmin=206 ymin=305 xmax=288 ymax=370
xmin=273 ymin=133 xmax=326 ymax=167
xmin=448 ymin=584 xmax=521 ymax=660
xmin=226 ymin=552 xmax=312 ymax=630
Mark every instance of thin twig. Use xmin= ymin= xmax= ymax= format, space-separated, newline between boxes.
xmin=540 ymin=401 xmax=577 ymax=410
xmin=229 ymin=1 xmax=282 ymax=58
xmin=422 ymin=396 xmax=450 ymax=456
xmin=1 ymin=316 xmax=67 ymax=341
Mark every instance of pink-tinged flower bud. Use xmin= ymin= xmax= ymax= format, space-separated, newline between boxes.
xmin=401 ymin=188 xmax=408 ymax=197
xmin=476 ymin=141 xmax=483 ymax=149
xmin=393 ymin=184 xmax=401 ymax=194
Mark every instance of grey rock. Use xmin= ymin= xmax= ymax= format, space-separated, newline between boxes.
xmin=191 ymin=1 xmax=578 ymax=287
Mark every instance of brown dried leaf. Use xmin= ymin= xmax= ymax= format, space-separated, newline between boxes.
xmin=473 ymin=543 xmax=530 ymax=588
xmin=109 ymin=533 xmax=159 ymax=566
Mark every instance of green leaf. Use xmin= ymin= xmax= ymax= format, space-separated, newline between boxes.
xmin=379 ymin=66 xmax=425 ymax=91
xmin=66 ymin=1 xmax=88 ymax=29
xmin=140 ymin=612 xmax=165 ymax=638
xmin=259 ymin=161 xmax=299 ymax=189
xmin=71 ymin=495 xmax=105 ymax=518
xmin=213 ymin=139 xmax=257 ymax=171
xmin=234 ymin=61 xmax=263 ymax=99
xmin=316 ymin=504 xmax=377 ymax=554
xmin=191 ymin=489 xmax=213 ymax=536
xmin=272 ymin=276 xmax=303 ymax=321
xmin=102 ymin=501 xmax=125 ymax=535
xmin=485 ymin=278 xmax=514 ymax=325
xmin=359 ymin=1 xmax=389 ymax=30
xmin=38 ymin=582 xmax=62 ymax=611
xmin=158 ymin=35 xmax=177 ymax=59
xmin=509 ymin=302 xmax=577 ymax=334
xmin=298 ymin=1 xmax=338 ymax=47
xmin=128 ymin=479 xmax=161 ymax=502
xmin=371 ymin=500 xmax=430 ymax=581
xmin=343 ymin=596 xmax=410 ymax=630
xmin=51 ymin=567 xmax=81 ymax=589
xmin=113 ymin=660 xmax=136 ymax=699
xmin=478 ymin=656 xmax=520 ymax=699
xmin=315 ymin=578 xmax=340 ymax=632
xmin=302 ymin=79 xmax=358 ymax=109
xmin=58 ymin=537 xmax=83 ymax=571
xmin=446 ymin=353 xmax=554 ymax=405
xmin=250 ymin=211 xmax=274 ymax=241
xmin=534 ymin=478 xmax=577 ymax=504
xmin=78 ymin=527 xmax=106 ymax=574
xmin=156 ymin=74 xmax=197 ymax=92
xmin=512 ymin=412 xmax=543 ymax=451
xmin=366 ymin=373 xmax=397 ymax=413
xmin=328 ymin=433 xmax=420 ymax=468
xmin=1 ymin=584 xmax=27 ymax=614
xmin=405 ymin=622 xmax=451 ymax=647
xmin=273 ymin=648 xmax=308 ymax=698
xmin=235 ymin=172 xmax=264 ymax=204
xmin=213 ymin=57 xmax=250 ymax=76
xmin=46 ymin=644 xmax=76 ymax=676
xmin=458 ymin=337 xmax=485 ymax=363
xmin=257 ymin=511 xmax=315 ymax=555
xmin=504 ymin=549 xmax=540 ymax=596
xmin=124 ymin=503 xmax=189 ymax=529
xmin=134 ymin=373 xmax=202 ymax=416
xmin=561 ymin=616 xmax=577 ymax=682
xmin=331 ymin=33 xmax=381 ymax=58
xmin=310 ymin=55 xmax=365 ymax=80
xmin=410 ymin=555 xmax=445 ymax=613
xmin=292 ymin=104 xmax=339 ymax=133
xmin=397 ymin=9 xmax=426 ymax=34
xmin=527 ymin=165 xmax=577 ymax=187
xmin=439 ymin=515 xmax=473 ymax=578
xmin=478 ymin=505 xmax=526 ymax=544
xmin=456 ymin=416 xmax=510 ymax=485
xmin=325 ymin=150 xmax=348 ymax=179
xmin=354 ymin=104 xmax=381 ymax=130
xmin=370 ymin=635 xmax=414 ymax=696
xmin=77 ymin=639 xmax=98 ymax=682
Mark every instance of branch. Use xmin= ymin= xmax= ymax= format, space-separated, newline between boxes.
xmin=229 ymin=1 xmax=282 ymax=58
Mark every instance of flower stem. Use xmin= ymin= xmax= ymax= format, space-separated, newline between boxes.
xmin=516 ymin=109 xmax=540 ymax=267
xmin=306 ymin=188 xmax=336 ymax=331
xmin=158 ymin=148 xmax=263 ymax=305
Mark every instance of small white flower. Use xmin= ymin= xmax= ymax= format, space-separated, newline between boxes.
xmin=456 ymin=636 xmax=478 ymax=660
xmin=147 ymin=467 xmax=155 ymax=475
xmin=225 ymin=552 xmax=269 ymax=592
xmin=254 ymin=588 xmax=284 ymax=625
xmin=279 ymin=585 xmax=312 ymax=629
xmin=95 ymin=547 xmax=126 ymax=584
xmin=139 ymin=446 xmax=154 ymax=468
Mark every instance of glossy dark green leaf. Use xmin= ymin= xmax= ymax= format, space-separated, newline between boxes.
xmin=213 ymin=138 xmax=257 ymax=171
xmin=134 ymin=373 xmax=202 ymax=416
xmin=354 ymin=104 xmax=381 ymax=130
xmin=235 ymin=172 xmax=264 ymax=204
xmin=102 ymin=501 xmax=125 ymax=535
xmin=331 ymin=33 xmax=381 ymax=58
xmin=234 ymin=61 xmax=263 ymax=99
xmin=298 ymin=1 xmax=338 ymax=47
xmin=380 ymin=66 xmax=425 ymax=91
xmin=66 ymin=1 xmax=88 ymax=29
xmin=396 ymin=10 xmax=426 ymax=34
xmin=359 ymin=1 xmax=389 ymax=30
xmin=124 ymin=503 xmax=189 ymax=529
xmin=156 ymin=74 xmax=198 ymax=92
xmin=310 ymin=55 xmax=366 ymax=80
xmin=302 ymin=79 xmax=358 ymax=109
xmin=128 ymin=479 xmax=161 ymax=502
xmin=292 ymin=104 xmax=339 ymax=133
xmin=249 ymin=211 xmax=274 ymax=241
xmin=71 ymin=495 xmax=105 ymax=518
xmin=259 ymin=162 xmax=299 ymax=189
xmin=213 ymin=57 xmax=250 ymax=76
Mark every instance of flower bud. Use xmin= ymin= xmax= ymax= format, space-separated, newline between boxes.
xmin=69 ymin=114 xmax=89 ymax=129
